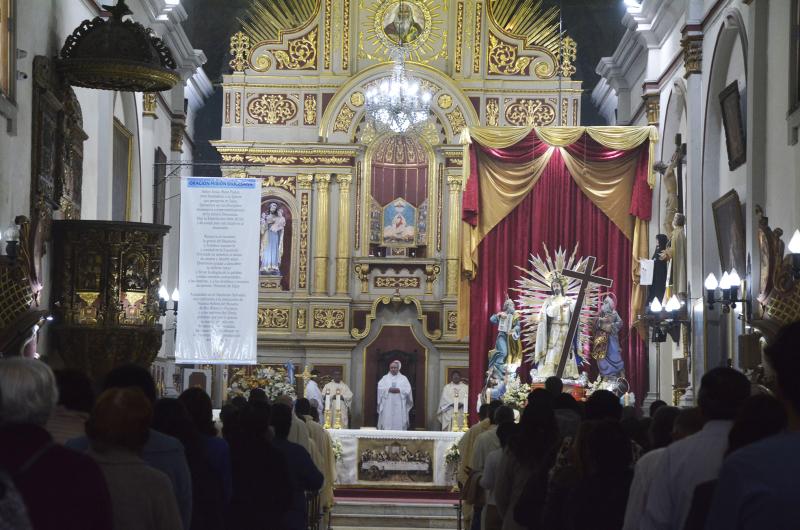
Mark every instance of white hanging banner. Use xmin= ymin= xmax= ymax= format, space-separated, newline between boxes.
xmin=176 ymin=177 xmax=260 ymax=364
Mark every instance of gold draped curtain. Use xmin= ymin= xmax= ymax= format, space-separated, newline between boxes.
xmin=458 ymin=125 xmax=658 ymax=338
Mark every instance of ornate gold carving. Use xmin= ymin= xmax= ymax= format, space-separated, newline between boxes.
xmin=561 ymin=98 xmax=568 ymax=126
xmin=225 ymin=93 xmax=230 ymax=124
xmin=681 ymin=33 xmax=703 ymax=77
xmin=446 ymin=310 xmax=458 ymax=332
xmin=504 ymin=98 xmax=556 ymax=126
xmin=455 ymin=2 xmax=464 ymax=73
xmin=361 ymin=0 xmax=446 ymax=63
xmin=438 ymin=93 xmax=453 ymax=110
xmin=304 ymin=94 xmax=317 ymax=125
xmin=312 ymin=307 xmax=345 ymax=329
xmin=335 ymin=173 xmax=353 ymax=294
xmin=488 ymin=33 xmax=531 ymax=76
xmin=355 ymin=263 xmax=370 ymax=293
xmin=313 ymin=174 xmax=331 ymax=295
xmin=573 ymin=98 xmax=578 ymax=125
xmin=375 ymin=276 xmax=420 ymax=289
xmin=446 ymin=107 xmax=467 ymax=135
xmin=220 ymin=153 xmax=353 ymax=166
xmin=420 ymin=122 xmax=440 ymax=145
xmin=261 ymin=176 xmax=296 ymax=193
xmin=534 ymin=60 xmax=555 ymax=78
xmin=296 ymin=308 xmax=307 ymax=330
xmin=350 ymin=91 xmax=365 ymax=107
xmin=247 ymin=94 xmax=298 ymax=125
xmin=351 ymin=294 xmax=441 ymax=340
xmin=424 ymin=264 xmax=441 ymax=294
xmin=274 ymin=29 xmax=318 ymax=70
xmin=257 ymin=307 xmax=290 ymax=329
xmin=342 ymin=0 xmax=350 ymax=69
xmin=473 ymin=2 xmax=482 ymax=73
xmin=355 ymin=161 xmax=362 ymax=250
xmin=299 ymin=190 xmax=310 ymax=288
xmin=142 ymin=93 xmax=157 ymax=117
xmin=486 ymin=98 xmax=499 ymax=126
xmin=558 ymin=36 xmax=577 ymax=77
xmin=333 ymin=104 xmax=355 ymax=133
xmin=437 ymin=162 xmax=443 ymax=252
xmin=259 ymin=277 xmax=282 ymax=289
xmin=252 ymin=53 xmax=272 ymax=72
xmin=297 ymin=174 xmax=314 ymax=189
xmin=229 ymin=32 xmax=251 ymax=72
xmin=324 ymin=0 xmax=332 ymax=69
xmin=447 ymin=173 xmax=463 ymax=189
xmin=234 ymin=93 xmax=242 ymax=123
xmin=644 ymin=94 xmax=660 ymax=126
xmin=171 ymin=123 xmax=184 ymax=152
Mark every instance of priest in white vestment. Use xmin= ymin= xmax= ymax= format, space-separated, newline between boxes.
xmin=322 ymin=370 xmax=353 ymax=428
xmin=437 ymin=370 xmax=469 ymax=430
xmin=377 ymin=360 xmax=413 ymax=430
xmin=305 ymin=371 xmax=324 ymax=419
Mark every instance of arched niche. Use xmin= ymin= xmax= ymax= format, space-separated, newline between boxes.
xmin=258 ymin=185 xmax=300 ymax=291
xmin=318 ymin=62 xmax=479 ymax=144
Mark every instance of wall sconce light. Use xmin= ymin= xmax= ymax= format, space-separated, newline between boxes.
xmin=158 ymin=285 xmax=179 ymax=316
xmin=3 ymin=224 xmax=20 ymax=261
xmin=705 ymin=268 xmax=744 ymax=313
xmin=644 ymin=295 xmax=687 ymax=343
xmin=788 ymin=229 xmax=800 ymax=279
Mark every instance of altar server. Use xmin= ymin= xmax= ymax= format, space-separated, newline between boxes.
xmin=305 ymin=370 xmax=324 ymax=420
xmin=437 ymin=370 xmax=469 ymax=430
xmin=377 ymin=360 xmax=413 ymax=430
xmin=322 ymin=370 xmax=353 ymax=428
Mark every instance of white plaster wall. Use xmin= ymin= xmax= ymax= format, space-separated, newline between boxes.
xmin=763 ymin=0 xmax=800 ymax=232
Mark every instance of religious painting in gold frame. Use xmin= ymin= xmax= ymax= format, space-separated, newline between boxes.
xmin=381 ymin=197 xmax=418 ymax=247
xmin=356 ymin=438 xmax=434 ymax=484
xmin=712 ymin=189 xmax=746 ymax=275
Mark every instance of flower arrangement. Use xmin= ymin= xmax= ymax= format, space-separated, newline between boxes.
xmin=502 ymin=377 xmax=531 ymax=411
xmin=445 ymin=443 xmax=460 ymax=466
xmin=226 ymin=366 xmax=296 ymax=402
xmin=331 ymin=438 xmax=344 ymax=462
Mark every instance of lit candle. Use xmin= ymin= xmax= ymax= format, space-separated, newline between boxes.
xmin=335 ymin=390 xmax=342 ymax=411
xmin=324 ymin=390 xmax=331 ymax=412
xmin=463 ymin=393 xmax=468 ymax=416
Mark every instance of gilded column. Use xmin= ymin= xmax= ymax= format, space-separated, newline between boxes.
xmin=446 ymin=172 xmax=463 ymax=297
xmin=335 ymin=173 xmax=353 ymax=294
xmin=313 ymin=173 xmax=332 ymax=295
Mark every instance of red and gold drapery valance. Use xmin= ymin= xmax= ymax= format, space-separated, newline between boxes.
xmin=457 ymin=125 xmax=658 ymax=337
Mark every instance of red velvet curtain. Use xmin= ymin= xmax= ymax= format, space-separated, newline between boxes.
xmin=467 ymin=148 xmax=648 ymax=411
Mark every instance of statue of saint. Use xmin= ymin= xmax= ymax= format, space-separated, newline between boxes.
xmin=591 ymin=295 xmax=625 ymax=379
xmin=260 ymin=202 xmax=285 ymax=274
xmin=659 ymin=212 xmax=687 ymax=299
xmin=487 ymin=297 xmax=522 ymax=380
xmin=534 ymin=274 xmax=580 ymax=379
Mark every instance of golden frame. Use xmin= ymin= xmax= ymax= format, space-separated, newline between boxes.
xmin=113 ymin=118 xmax=133 ymax=221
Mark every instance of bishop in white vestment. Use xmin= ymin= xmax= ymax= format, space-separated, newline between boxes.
xmin=437 ymin=371 xmax=469 ymax=430
xmin=322 ymin=370 xmax=353 ymax=427
xmin=377 ymin=361 xmax=413 ymax=430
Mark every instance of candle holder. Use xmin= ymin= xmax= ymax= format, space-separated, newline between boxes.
xmin=460 ymin=409 xmax=469 ymax=432
xmin=323 ymin=390 xmax=333 ymax=429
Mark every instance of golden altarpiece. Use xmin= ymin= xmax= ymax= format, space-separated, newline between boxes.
xmin=212 ymin=0 xmax=582 ymax=428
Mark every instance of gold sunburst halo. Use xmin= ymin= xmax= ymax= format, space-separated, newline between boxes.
xmin=361 ymin=0 xmax=447 ymax=63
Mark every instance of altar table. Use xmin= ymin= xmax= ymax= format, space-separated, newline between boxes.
xmin=328 ymin=429 xmax=463 ymax=488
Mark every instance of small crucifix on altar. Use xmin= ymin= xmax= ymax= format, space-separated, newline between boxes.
xmin=555 ymin=256 xmax=613 ymax=379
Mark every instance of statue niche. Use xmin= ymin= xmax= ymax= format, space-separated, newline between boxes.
xmin=260 ymin=196 xmax=293 ymax=290
xmin=368 ymin=135 xmax=430 ymax=257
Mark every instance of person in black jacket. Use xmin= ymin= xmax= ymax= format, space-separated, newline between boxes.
xmin=271 ymin=403 xmax=324 ymax=530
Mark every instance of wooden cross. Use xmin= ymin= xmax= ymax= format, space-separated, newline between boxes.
xmin=555 ymin=256 xmax=613 ymax=378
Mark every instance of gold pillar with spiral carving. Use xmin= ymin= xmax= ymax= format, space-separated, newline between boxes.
xmin=313 ymin=173 xmax=331 ymax=295
xmin=335 ymin=173 xmax=352 ymax=294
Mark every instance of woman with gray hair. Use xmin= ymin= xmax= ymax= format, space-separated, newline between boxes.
xmin=0 ymin=358 xmax=112 ymax=529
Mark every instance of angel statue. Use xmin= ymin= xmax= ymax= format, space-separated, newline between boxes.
xmin=591 ymin=295 xmax=625 ymax=379
xmin=487 ymin=296 xmax=522 ymax=380
xmin=516 ymin=245 xmax=601 ymax=381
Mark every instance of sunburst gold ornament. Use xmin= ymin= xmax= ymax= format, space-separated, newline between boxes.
xmin=362 ymin=0 xmax=446 ymax=63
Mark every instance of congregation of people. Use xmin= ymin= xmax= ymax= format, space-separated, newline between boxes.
xmin=0 ymin=361 xmax=335 ymax=530
xmin=457 ymin=320 xmax=800 ymax=530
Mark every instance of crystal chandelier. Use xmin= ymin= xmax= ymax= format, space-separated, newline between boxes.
xmin=365 ymin=4 xmax=432 ymax=135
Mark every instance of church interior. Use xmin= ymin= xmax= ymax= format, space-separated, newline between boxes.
xmin=1 ymin=0 xmax=799 ymax=529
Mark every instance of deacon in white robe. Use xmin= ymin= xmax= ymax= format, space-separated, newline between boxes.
xmin=376 ymin=360 xmax=413 ymax=430
xmin=321 ymin=370 xmax=354 ymax=428
xmin=437 ymin=370 xmax=469 ymax=431
xmin=305 ymin=372 xmax=324 ymax=419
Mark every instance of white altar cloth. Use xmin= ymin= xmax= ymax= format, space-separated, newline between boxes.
xmin=328 ymin=429 xmax=463 ymax=487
